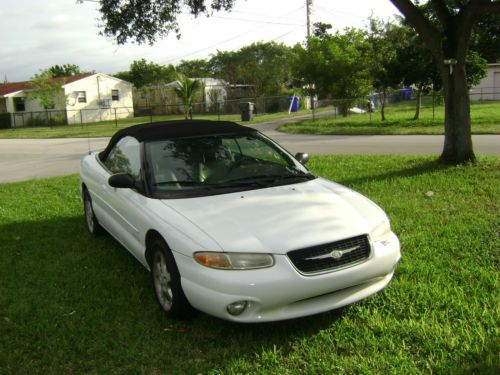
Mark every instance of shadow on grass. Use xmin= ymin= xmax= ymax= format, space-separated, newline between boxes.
xmin=337 ymin=159 xmax=451 ymax=187
xmin=0 ymin=215 xmax=346 ymax=373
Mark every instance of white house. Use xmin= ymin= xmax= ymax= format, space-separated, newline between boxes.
xmin=165 ymin=77 xmax=228 ymax=111
xmin=470 ymin=63 xmax=500 ymax=101
xmin=0 ymin=73 xmax=134 ymax=126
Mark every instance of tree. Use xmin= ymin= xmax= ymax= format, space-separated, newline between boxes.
xmin=47 ymin=64 xmax=84 ymax=77
xmin=115 ymin=58 xmax=175 ymax=88
xmin=176 ymin=59 xmax=213 ymax=78
xmin=389 ymin=0 xmax=500 ymax=164
xmin=27 ymin=70 xmax=66 ymax=109
xmin=389 ymin=22 xmax=438 ymax=120
xmin=367 ymin=18 xmax=405 ymax=121
xmin=173 ymin=73 xmax=202 ymax=119
xmin=293 ymin=28 xmax=371 ymax=116
xmin=390 ymin=17 xmax=486 ymax=121
xmin=210 ymin=42 xmax=295 ymax=97
xmin=469 ymin=13 xmax=500 ymax=63
xmin=115 ymin=59 xmax=176 ymax=107
xmin=92 ymin=0 xmax=235 ymax=44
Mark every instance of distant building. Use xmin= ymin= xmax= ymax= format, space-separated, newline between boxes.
xmin=470 ymin=63 xmax=500 ymax=101
xmin=0 ymin=73 xmax=133 ymax=126
xmin=132 ymin=78 xmax=255 ymax=114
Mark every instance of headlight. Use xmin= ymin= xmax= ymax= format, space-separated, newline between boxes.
xmin=194 ymin=252 xmax=274 ymax=270
xmin=371 ymin=218 xmax=391 ymax=242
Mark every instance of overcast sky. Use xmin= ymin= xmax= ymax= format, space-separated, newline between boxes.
xmin=0 ymin=0 xmax=400 ymax=82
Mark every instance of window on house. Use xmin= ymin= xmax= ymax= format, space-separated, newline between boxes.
xmin=14 ymin=97 xmax=25 ymax=112
xmin=111 ymin=90 xmax=119 ymax=101
xmin=77 ymin=91 xmax=87 ymax=103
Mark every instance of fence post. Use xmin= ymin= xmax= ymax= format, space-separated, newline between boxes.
xmin=218 ymin=102 xmax=221 ymax=121
xmin=80 ymin=110 xmax=83 ymax=128
xmin=114 ymin=108 xmax=118 ymax=127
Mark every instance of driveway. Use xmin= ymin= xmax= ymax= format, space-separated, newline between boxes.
xmin=0 ymin=116 xmax=498 ymax=183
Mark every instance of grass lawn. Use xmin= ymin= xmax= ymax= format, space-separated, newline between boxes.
xmin=279 ymin=100 xmax=500 ymax=135
xmin=0 ymin=156 xmax=498 ymax=374
xmin=0 ymin=109 xmax=323 ymax=139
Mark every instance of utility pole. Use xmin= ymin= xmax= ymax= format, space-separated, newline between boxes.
xmin=305 ymin=0 xmax=315 ymax=120
xmin=306 ymin=0 xmax=312 ymax=38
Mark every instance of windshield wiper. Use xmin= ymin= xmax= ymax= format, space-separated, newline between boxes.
xmin=222 ymin=173 xmax=314 ymax=186
xmin=154 ymin=180 xmax=202 ymax=186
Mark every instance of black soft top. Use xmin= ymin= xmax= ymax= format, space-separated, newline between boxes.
xmin=99 ymin=120 xmax=256 ymax=161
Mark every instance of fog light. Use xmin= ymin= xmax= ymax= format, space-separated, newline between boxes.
xmin=226 ymin=301 xmax=248 ymax=316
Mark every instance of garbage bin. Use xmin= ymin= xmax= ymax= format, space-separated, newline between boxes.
xmin=287 ymin=95 xmax=300 ymax=112
xmin=240 ymin=102 xmax=254 ymax=121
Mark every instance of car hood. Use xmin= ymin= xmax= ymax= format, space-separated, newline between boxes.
xmin=160 ymin=178 xmax=386 ymax=254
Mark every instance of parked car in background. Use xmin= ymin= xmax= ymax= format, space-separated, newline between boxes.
xmin=80 ymin=120 xmax=401 ymax=322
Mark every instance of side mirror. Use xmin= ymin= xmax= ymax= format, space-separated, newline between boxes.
xmin=294 ymin=152 xmax=309 ymax=165
xmin=108 ymin=173 xmax=136 ymax=189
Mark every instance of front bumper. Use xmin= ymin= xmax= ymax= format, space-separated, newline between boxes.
xmin=174 ymin=232 xmax=401 ymax=322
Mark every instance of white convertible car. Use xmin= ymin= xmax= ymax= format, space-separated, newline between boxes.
xmin=80 ymin=120 xmax=400 ymax=322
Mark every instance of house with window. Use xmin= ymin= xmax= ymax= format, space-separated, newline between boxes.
xmin=0 ymin=73 xmax=133 ymax=127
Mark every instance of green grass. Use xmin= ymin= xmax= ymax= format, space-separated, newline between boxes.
xmin=1 ymin=156 xmax=499 ymax=374
xmin=279 ymin=100 xmax=500 ymax=135
xmin=0 ymin=109 xmax=321 ymax=139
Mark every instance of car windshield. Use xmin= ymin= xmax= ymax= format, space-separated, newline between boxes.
xmin=145 ymin=133 xmax=315 ymax=198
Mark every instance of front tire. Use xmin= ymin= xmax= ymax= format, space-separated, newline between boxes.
xmin=150 ymin=239 xmax=194 ymax=319
xmin=83 ymin=190 xmax=103 ymax=235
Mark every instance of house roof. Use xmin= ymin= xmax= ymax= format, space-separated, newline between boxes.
xmin=0 ymin=74 xmax=92 ymax=96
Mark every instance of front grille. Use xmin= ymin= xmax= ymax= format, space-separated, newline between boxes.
xmin=287 ymin=235 xmax=371 ymax=274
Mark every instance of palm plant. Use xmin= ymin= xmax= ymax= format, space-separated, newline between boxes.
xmin=173 ymin=73 xmax=202 ymax=119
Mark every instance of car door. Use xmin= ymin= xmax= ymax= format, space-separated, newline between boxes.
xmin=100 ymin=136 xmax=149 ymax=260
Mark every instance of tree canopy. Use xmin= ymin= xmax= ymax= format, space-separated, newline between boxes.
xmin=92 ymin=0 xmax=235 ymax=44
xmin=114 ymin=59 xmax=176 ymax=87
xmin=47 ymin=64 xmax=85 ymax=78
xmin=293 ymin=27 xmax=371 ymax=116
xmin=27 ymin=70 xmax=65 ymax=109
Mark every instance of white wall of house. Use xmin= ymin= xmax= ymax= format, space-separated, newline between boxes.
xmin=64 ymin=73 xmax=133 ymax=124
xmin=4 ymin=90 xmax=67 ymax=127
xmin=471 ymin=63 xmax=500 ymax=101
xmin=2 ymin=73 xmax=134 ymax=127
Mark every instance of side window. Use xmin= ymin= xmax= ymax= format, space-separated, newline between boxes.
xmin=14 ymin=97 xmax=25 ymax=112
xmin=77 ymin=91 xmax=87 ymax=103
xmin=111 ymin=90 xmax=119 ymax=101
xmin=104 ymin=136 xmax=141 ymax=180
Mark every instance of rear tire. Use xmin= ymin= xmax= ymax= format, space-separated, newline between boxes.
xmin=83 ymin=190 xmax=104 ymax=235
xmin=150 ymin=239 xmax=194 ymax=319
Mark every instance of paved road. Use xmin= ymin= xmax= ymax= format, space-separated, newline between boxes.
xmin=0 ymin=117 xmax=498 ymax=183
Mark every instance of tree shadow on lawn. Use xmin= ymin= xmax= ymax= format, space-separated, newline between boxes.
xmin=0 ymin=216 xmax=347 ymax=373
xmin=337 ymin=159 xmax=452 ymax=187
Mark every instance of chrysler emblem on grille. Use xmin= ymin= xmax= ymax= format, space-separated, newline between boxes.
xmin=305 ymin=245 xmax=360 ymax=261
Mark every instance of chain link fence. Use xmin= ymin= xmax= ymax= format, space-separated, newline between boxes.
xmin=3 ymin=88 xmax=499 ymax=129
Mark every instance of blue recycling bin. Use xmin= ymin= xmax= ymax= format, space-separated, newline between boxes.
xmin=287 ymin=95 xmax=300 ymax=112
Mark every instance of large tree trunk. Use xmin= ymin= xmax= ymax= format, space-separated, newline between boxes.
xmin=440 ymin=62 xmax=475 ymax=164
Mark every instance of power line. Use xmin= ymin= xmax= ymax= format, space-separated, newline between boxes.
xmin=211 ymin=15 xmax=304 ymax=27
xmin=315 ymin=5 xmax=366 ymax=20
